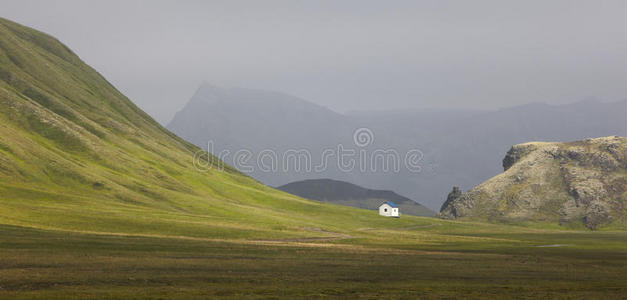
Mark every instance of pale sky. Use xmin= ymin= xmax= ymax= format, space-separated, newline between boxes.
xmin=2 ymin=0 xmax=626 ymax=124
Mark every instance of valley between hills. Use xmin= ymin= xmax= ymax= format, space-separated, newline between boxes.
xmin=0 ymin=17 xmax=626 ymax=299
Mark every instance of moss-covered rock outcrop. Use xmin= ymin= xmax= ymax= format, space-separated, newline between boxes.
xmin=439 ymin=136 xmax=627 ymax=229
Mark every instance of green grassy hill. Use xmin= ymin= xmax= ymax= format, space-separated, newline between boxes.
xmin=0 ymin=17 xmax=432 ymax=241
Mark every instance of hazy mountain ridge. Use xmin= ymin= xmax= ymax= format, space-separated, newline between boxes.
xmin=277 ymin=179 xmax=434 ymax=217
xmin=168 ymin=83 xmax=352 ymax=160
xmin=439 ymin=136 xmax=627 ymax=229
xmin=168 ymin=84 xmax=627 ymax=210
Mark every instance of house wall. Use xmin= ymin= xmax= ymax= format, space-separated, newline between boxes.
xmin=379 ymin=204 xmax=391 ymax=216
xmin=391 ymin=207 xmax=399 ymax=217
xmin=379 ymin=204 xmax=399 ymax=217
xmin=379 ymin=204 xmax=400 ymax=217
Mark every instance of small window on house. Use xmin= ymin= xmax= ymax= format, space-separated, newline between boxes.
xmin=384 ymin=208 xmax=388 ymax=212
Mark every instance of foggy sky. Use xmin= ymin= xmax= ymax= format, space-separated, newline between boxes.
xmin=2 ymin=0 xmax=626 ymax=124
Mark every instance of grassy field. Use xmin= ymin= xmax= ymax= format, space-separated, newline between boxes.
xmin=1 ymin=220 xmax=627 ymax=299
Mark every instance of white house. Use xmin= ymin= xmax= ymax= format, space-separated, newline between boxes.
xmin=378 ymin=201 xmax=400 ymax=217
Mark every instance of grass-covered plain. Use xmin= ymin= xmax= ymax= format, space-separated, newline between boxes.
xmin=1 ymin=222 xmax=627 ymax=299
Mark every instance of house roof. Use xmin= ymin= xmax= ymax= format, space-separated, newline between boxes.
xmin=381 ymin=201 xmax=398 ymax=208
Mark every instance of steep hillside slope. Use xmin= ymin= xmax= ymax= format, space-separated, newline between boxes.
xmin=0 ymin=18 xmax=421 ymax=240
xmin=439 ymin=136 xmax=627 ymax=229
xmin=278 ymin=179 xmax=434 ymax=216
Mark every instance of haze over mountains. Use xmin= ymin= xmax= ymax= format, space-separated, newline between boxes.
xmin=2 ymin=7 xmax=627 ymax=298
xmin=168 ymin=84 xmax=627 ymax=210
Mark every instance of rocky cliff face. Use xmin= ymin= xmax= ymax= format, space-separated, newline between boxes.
xmin=439 ymin=136 xmax=627 ymax=229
